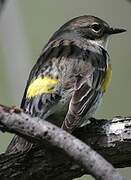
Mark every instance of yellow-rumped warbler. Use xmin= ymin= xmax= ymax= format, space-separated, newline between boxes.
xmin=6 ymin=15 xmax=126 ymax=153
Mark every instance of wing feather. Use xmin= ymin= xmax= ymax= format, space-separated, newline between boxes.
xmin=62 ymin=47 xmax=108 ymax=133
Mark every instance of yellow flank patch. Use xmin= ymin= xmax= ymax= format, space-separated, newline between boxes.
xmin=26 ymin=76 xmax=59 ymax=98
xmin=101 ymin=64 xmax=112 ymax=92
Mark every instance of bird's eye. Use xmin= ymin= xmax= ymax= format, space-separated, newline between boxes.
xmin=91 ymin=23 xmax=101 ymax=32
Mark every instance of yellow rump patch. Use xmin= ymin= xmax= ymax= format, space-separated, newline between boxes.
xmin=27 ymin=76 xmax=59 ymax=98
xmin=101 ymin=64 xmax=112 ymax=92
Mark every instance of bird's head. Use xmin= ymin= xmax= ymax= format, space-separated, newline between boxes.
xmin=51 ymin=15 xmax=126 ymax=49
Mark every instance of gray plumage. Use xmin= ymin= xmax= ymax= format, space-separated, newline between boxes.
xmin=6 ymin=15 xmax=126 ymax=153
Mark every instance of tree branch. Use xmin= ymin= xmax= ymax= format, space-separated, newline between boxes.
xmin=0 ymin=105 xmax=129 ymax=180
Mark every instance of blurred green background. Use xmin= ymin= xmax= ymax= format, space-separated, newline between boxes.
xmin=0 ymin=0 xmax=131 ymax=179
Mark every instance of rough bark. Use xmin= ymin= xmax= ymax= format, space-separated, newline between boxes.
xmin=0 ymin=105 xmax=130 ymax=180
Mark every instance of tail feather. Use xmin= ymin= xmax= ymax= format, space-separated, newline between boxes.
xmin=6 ymin=135 xmax=33 ymax=154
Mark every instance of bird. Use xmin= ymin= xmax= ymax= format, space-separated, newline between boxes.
xmin=6 ymin=15 xmax=126 ymax=153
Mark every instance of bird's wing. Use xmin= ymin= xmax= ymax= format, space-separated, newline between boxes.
xmin=62 ymin=47 xmax=111 ymax=133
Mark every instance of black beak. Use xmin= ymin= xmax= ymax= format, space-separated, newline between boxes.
xmin=106 ymin=27 xmax=126 ymax=35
